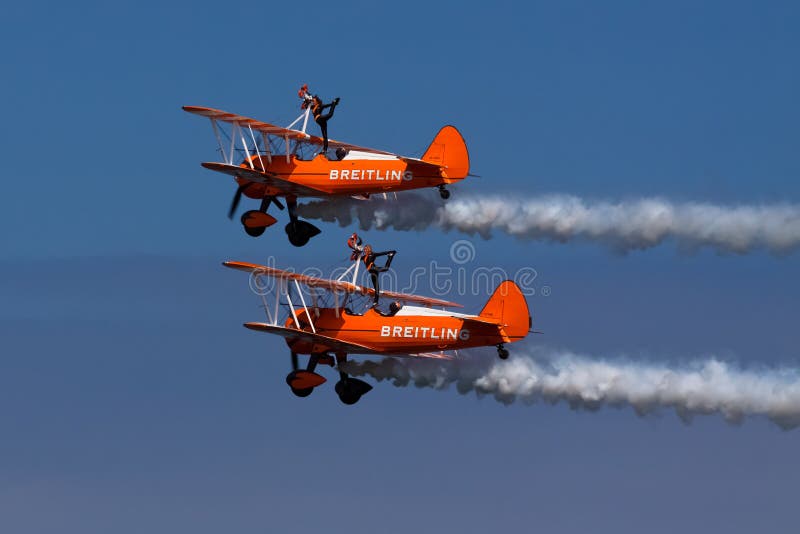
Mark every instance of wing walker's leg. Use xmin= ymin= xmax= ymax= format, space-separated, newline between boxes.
xmin=334 ymin=354 xmax=373 ymax=406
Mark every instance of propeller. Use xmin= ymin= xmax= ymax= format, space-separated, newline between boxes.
xmin=228 ymin=184 xmax=247 ymax=219
xmin=229 ymin=184 xmax=285 ymax=220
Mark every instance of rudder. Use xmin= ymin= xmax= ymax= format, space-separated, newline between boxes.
xmin=421 ymin=125 xmax=470 ymax=179
xmin=479 ymin=280 xmax=531 ymax=341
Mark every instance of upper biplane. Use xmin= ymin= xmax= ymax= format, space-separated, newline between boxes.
xmin=224 ymin=246 xmax=531 ymax=405
xmin=183 ymin=95 xmax=470 ymax=247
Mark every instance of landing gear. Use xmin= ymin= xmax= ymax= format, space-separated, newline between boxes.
xmin=497 ymin=344 xmax=509 ymax=360
xmin=285 ymin=196 xmax=321 ymax=247
xmin=238 ymin=195 xmax=281 ymax=237
xmin=285 ymin=220 xmax=322 ymax=247
xmin=438 ymin=185 xmax=451 ymax=200
xmin=241 ymin=211 xmax=269 ymax=236
xmin=283 ymin=352 xmax=373 ymax=404
xmin=335 ymin=376 xmax=373 ymax=405
xmin=285 ymin=352 xmax=326 ymax=398
xmin=334 ymin=354 xmax=372 ymax=405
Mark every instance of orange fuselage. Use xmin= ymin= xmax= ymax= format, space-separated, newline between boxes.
xmin=284 ymin=308 xmax=512 ymax=355
xmin=240 ymin=154 xmax=460 ymax=199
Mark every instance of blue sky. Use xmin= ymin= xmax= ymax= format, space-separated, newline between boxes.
xmin=2 ymin=1 xmax=800 ymax=533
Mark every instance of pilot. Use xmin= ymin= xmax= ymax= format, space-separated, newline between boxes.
xmin=311 ymin=94 xmax=340 ymax=155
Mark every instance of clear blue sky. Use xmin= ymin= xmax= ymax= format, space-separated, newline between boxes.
xmin=2 ymin=1 xmax=799 ymax=533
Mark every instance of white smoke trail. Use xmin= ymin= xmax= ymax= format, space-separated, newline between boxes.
xmin=297 ymin=193 xmax=800 ymax=254
xmin=340 ymin=349 xmax=800 ymax=429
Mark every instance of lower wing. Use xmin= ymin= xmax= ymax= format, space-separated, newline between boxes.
xmin=202 ymin=162 xmax=327 ymax=197
xmin=244 ymin=323 xmax=456 ymax=360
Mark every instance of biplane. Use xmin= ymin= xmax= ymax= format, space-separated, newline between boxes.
xmin=224 ymin=251 xmax=531 ymax=405
xmin=183 ymin=99 xmax=470 ymax=247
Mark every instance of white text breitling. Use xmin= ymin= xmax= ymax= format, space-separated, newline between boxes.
xmin=329 ymin=169 xmax=413 ymax=181
xmin=379 ymin=325 xmax=470 ymax=341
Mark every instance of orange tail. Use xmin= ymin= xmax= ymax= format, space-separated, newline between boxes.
xmin=479 ymin=281 xmax=531 ymax=342
xmin=421 ymin=125 xmax=470 ymax=180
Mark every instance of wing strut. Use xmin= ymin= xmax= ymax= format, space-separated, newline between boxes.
xmin=261 ymin=132 xmax=272 ymax=164
xmin=259 ymin=289 xmax=274 ymax=324
xmin=210 ymin=119 xmax=227 ymax=163
xmin=247 ymin=125 xmax=264 ymax=172
xmin=284 ymin=280 xmax=301 ymax=329
xmin=228 ymin=122 xmax=238 ymax=165
xmin=293 ymin=279 xmax=316 ymax=333
xmin=239 ymin=125 xmax=254 ymax=170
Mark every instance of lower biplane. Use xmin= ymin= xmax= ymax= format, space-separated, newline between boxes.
xmin=224 ymin=251 xmax=531 ymax=405
xmin=184 ymin=94 xmax=470 ymax=247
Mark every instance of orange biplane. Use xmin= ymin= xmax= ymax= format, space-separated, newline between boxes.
xmin=224 ymin=249 xmax=531 ymax=405
xmin=183 ymin=98 xmax=470 ymax=246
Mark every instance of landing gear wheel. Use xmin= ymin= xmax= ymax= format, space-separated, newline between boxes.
xmin=286 ymin=227 xmax=310 ymax=247
xmin=497 ymin=346 xmax=510 ymax=360
xmin=240 ymin=210 xmax=276 ymax=237
xmin=335 ymin=378 xmax=373 ymax=406
xmin=338 ymin=388 xmax=360 ymax=405
xmin=290 ymin=386 xmax=313 ymax=398
xmin=244 ymin=225 xmax=266 ymax=237
xmin=285 ymin=220 xmax=322 ymax=247
xmin=438 ymin=187 xmax=451 ymax=200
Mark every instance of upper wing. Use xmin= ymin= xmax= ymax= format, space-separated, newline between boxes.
xmin=201 ymin=162 xmax=327 ymax=197
xmin=223 ymin=260 xmax=463 ymax=308
xmin=183 ymin=105 xmax=396 ymax=156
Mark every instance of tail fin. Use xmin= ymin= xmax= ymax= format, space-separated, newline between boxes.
xmin=421 ymin=125 xmax=470 ymax=180
xmin=479 ymin=281 xmax=531 ymax=341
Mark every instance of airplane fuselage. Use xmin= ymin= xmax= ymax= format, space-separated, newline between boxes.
xmin=284 ymin=307 xmax=510 ymax=355
xmin=241 ymin=154 xmax=459 ymax=198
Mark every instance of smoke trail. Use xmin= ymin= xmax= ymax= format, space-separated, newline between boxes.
xmin=297 ymin=194 xmax=800 ymax=254
xmin=340 ymin=349 xmax=800 ymax=429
